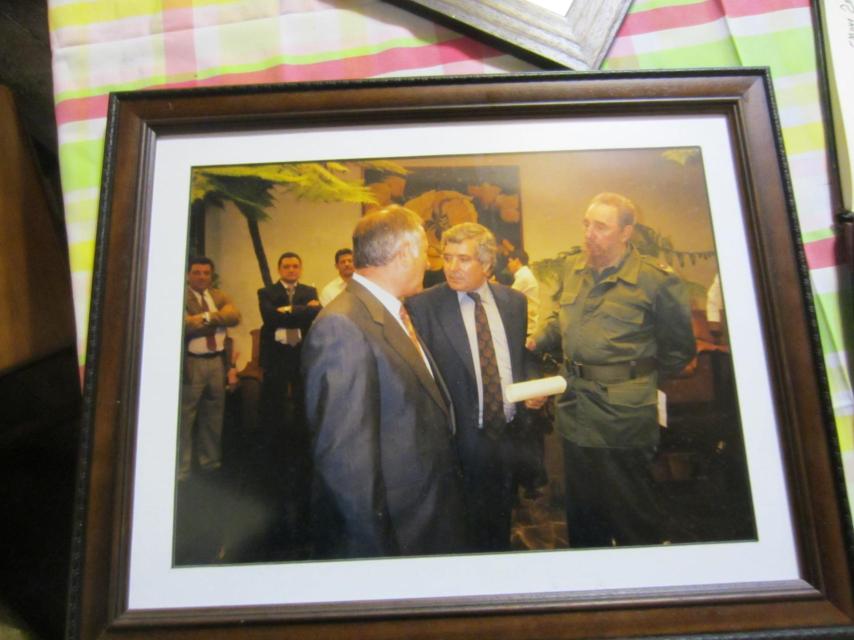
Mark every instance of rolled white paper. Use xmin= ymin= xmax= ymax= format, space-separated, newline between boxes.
xmin=505 ymin=376 xmax=567 ymax=403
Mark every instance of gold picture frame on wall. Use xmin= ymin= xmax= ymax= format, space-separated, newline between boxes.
xmin=72 ymin=71 xmax=854 ymax=639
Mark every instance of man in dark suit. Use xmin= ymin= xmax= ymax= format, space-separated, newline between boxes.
xmin=407 ymin=223 xmax=545 ymax=552
xmin=302 ymin=205 xmax=467 ymax=559
xmin=257 ymin=251 xmax=320 ymax=553
xmin=258 ymin=251 xmax=321 ymax=426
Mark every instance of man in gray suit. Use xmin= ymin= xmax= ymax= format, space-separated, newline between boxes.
xmin=302 ymin=205 xmax=467 ymax=559
xmin=181 ymin=256 xmax=240 ymax=481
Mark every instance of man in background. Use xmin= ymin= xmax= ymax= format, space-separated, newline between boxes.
xmin=258 ymin=251 xmax=321 ymax=424
xmin=507 ymin=248 xmax=540 ymax=336
xmin=319 ymin=247 xmax=355 ymax=306
xmin=506 ymin=247 xmax=548 ymax=496
xmin=528 ymin=192 xmax=696 ymax=548
xmin=408 ymin=223 xmax=544 ymax=552
xmin=257 ymin=252 xmax=321 ymax=553
xmin=303 ymin=205 xmax=467 ymax=558
xmin=181 ymin=256 xmax=241 ymax=480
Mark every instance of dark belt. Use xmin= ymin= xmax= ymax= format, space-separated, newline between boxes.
xmin=566 ymin=358 xmax=656 ymax=383
xmin=186 ymin=351 xmax=223 ymax=359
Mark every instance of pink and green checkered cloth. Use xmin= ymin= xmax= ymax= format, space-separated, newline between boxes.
xmin=49 ymin=0 xmax=852 ymax=499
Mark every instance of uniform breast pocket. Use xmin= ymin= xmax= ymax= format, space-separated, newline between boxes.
xmin=599 ymin=299 xmax=645 ymax=336
xmin=601 ymin=299 xmax=644 ymax=324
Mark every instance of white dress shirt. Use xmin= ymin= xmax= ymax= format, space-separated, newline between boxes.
xmin=319 ymin=275 xmax=347 ymax=306
xmin=706 ymin=273 xmax=723 ymax=323
xmin=274 ymin=281 xmax=302 ymax=346
xmin=512 ymin=264 xmax=540 ymax=336
xmin=187 ymin=288 xmax=226 ymax=354
xmin=457 ymin=283 xmax=515 ymax=426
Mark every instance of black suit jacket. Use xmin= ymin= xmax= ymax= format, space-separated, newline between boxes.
xmin=407 ymin=282 xmax=535 ymax=442
xmin=257 ymin=281 xmax=320 ymax=370
xmin=301 ymin=279 xmax=467 ymax=559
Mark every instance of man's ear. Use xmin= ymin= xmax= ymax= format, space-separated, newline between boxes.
xmin=394 ymin=245 xmax=409 ymax=263
xmin=621 ymin=223 xmax=635 ymax=243
xmin=401 ymin=240 xmax=419 ymax=262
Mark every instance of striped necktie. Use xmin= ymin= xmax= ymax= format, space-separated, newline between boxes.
xmin=200 ymin=294 xmax=217 ymax=352
xmin=467 ymin=292 xmax=503 ymax=436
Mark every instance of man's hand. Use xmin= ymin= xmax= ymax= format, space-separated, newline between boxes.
xmin=678 ymin=356 xmax=699 ymax=377
xmin=186 ymin=313 xmax=205 ymax=330
xmin=226 ymin=367 xmax=240 ymax=392
xmin=525 ymin=337 xmax=537 ymax=351
xmin=524 ymin=395 xmax=548 ymax=410
xmin=277 ymin=305 xmax=292 ymax=314
xmin=308 ymin=299 xmax=321 ymax=308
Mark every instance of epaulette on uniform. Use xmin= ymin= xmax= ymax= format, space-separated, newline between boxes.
xmin=640 ymin=254 xmax=675 ymax=274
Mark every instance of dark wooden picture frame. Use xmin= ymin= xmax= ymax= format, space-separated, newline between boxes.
xmin=72 ymin=70 xmax=854 ymax=639
xmin=387 ymin=0 xmax=633 ymax=69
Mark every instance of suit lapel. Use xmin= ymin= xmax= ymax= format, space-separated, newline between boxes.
xmin=350 ymin=280 xmax=450 ymax=417
xmin=422 ymin=342 xmax=456 ymax=434
xmin=437 ymin=285 xmax=477 ymax=383
xmin=270 ymin=282 xmax=287 ymax=306
xmin=293 ymin=283 xmax=311 ymax=305
xmin=186 ymin=287 xmax=202 ymax=314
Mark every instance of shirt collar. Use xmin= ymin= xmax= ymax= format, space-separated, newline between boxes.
xmin=456 ymin=280 xmax=493 ymax=304
xmin=353 ymin=272 xmax=402 ymax=317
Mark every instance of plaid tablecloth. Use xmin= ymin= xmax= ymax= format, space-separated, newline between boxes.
xmin=49 ymin=0 xmax=852 ymax=499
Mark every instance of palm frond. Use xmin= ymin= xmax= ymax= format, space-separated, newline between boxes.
xmin=357 ymin=159 xmax=410 ymax=175
xmin=284 ymin=163 xmax=377 ymax=203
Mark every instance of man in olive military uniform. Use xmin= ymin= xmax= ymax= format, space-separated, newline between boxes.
xmin=528 ymin=192 xmax=695 ymax=548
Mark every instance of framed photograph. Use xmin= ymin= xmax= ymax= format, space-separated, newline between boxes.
xmin=386 ymin=0 xmax=634 ymax=69
xmin=72 ymin=70 xmax=854 ymax=639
